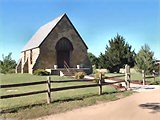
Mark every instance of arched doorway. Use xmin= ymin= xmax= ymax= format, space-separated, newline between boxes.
xmin=55 ymin=38 xmax=73 ymax=68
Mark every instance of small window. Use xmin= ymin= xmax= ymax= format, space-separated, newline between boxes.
xmin=30 ymin=49 xmax=32 ymax=64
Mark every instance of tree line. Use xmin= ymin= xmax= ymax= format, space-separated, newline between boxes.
xmin=0 ymin=53 xmax=16 ymax=74
xmin=0 ymin=34 xmax=158 ymax=74
xmin=88 ymin=34 xmax=158 ymax=74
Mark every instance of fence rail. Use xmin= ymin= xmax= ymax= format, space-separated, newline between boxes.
xmin=145 ymin=76 xmax=154 ymax=79
xmin=50 ymin=83 xmax=99 ymax=92
xmin=0 ymin=79 xmax=95 ymax=88
xmin=103 ymin=74 xmax=125 ymax=79
xmin=0 ymin=80 xmax=47 ymax=88
xmin=0 ymin=90 xmax=47 ymax=99
xmin=50 ymin=79 xmax=94 ymax=83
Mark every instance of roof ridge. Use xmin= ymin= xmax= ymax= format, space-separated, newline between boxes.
xmin=41 ymin=13 xmax=66 ymax=28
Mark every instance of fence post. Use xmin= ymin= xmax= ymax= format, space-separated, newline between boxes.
xmin=142 ymin=70 xmax=145 ymax=85
xmin=128 ymin=74 xmax=131 ymax=88
xmin=47 ymin=76 xmax=51 ymax=104
xmin=153 ymin=70 xmax=155 ymax=81
xmin=125 ymin=64 xmax=130 ymax=90
xmin=99 ymin=73 xmax=102 ymax=95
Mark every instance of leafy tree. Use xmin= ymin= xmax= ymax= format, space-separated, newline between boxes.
xmin=99 ymin=34 xmax=135 ymax=73
xmin=88 ymin=52 xmax=99 ymax=68
xmin=0 ymin=53 xmax=17 ymax=74
xmin=98 ymin=53 xmax=108 ymax=69
xmin=135 ymin=44 xmax=157 ymax=74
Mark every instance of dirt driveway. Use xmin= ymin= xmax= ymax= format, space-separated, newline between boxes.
xmin=36 ymin=89 xmax=160 ymax=120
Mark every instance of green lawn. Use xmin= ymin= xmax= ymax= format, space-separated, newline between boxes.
xmin=0 ymin=73 xmax=133 ymax=119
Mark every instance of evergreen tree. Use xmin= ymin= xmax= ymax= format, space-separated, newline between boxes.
xmin=99 ymin=34 xmax=135 ymax=73
xmin=0 ymin=53 xmax=17 ymax=74
xmin=135 ymin=44 xmax=157 ymax=74
xmin=98 ymin=53 xmax=109 ymax=69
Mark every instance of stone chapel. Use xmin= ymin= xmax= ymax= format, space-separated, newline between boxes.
xmin=16 ymin=13 xmax=91 ymax=74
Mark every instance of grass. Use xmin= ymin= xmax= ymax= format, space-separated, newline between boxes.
xmin=105 ymin=71 xmax=160 ymax=83
xmin=0 ymin=73 xmax=134 ymax=119
xmin=1 ymin=91 xmax=133 ymax=119
xmin=0 ymin=73 xmax=71 ymax=84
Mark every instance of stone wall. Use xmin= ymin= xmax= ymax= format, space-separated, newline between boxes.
xmin=23 ymin=58 xmax=29 ymax=73
xmin=16 ymin=48 xmax=40 ymax=74
xmin=16 ymin=59 xmax=22 ymax=73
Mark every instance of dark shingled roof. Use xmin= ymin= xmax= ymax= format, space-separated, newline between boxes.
xmin=22 ymin=13 xmax=88 ymax=52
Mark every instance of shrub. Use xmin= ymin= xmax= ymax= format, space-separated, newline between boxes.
xmin=75 ymin=72 xmax=86 ymax=79
xmin=93 ymin=71 xmax=105 ymax=83
xmin=33 ymin=69 xmax=50 ymax=76
xmin=94 ymin=71 xmax=105 ymax=79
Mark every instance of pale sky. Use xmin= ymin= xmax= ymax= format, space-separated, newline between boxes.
xmin=0 ymin=0 xmax=160 ymax=61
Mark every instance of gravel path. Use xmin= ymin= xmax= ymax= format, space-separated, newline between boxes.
xmin=35 ymin=89 xmax=160 ymax=120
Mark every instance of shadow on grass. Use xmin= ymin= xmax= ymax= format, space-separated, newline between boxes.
xmin=139 ymin=103 xmax=160 ymax=113
xmin=0 ymin=91 xmax=120 ymax=114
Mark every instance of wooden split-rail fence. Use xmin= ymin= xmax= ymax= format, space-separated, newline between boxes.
xmin=0 ymin=73 xmax=130 ymax=104
xmin=142 ymin=70 xmax=156 ymax=85
xmin=0 ymin=64 xmax=156 ymax=104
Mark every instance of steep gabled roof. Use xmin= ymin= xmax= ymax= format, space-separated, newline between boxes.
xmin=22 ymin=13 xmax=88 ymax=52
xmin=22 ymin=14 xmax=64 ymax=51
